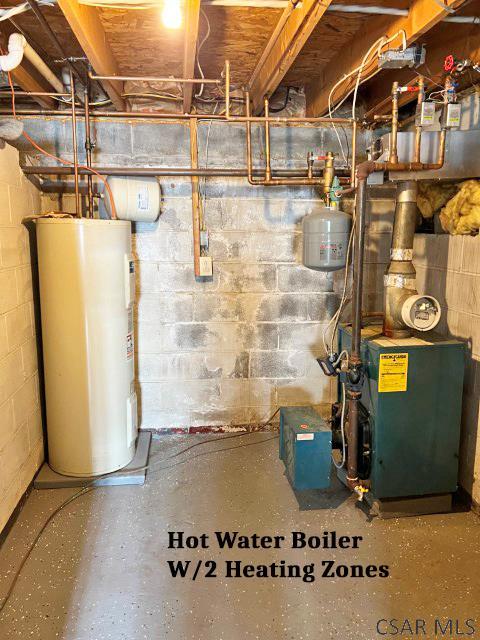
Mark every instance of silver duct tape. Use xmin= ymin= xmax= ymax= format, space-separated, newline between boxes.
xmin=390 ymin=248 xmax=413 ymax=261
xmin=384 ymin=274 xmax=417 ymax=289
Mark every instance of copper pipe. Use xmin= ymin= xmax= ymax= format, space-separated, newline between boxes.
xmin=0 ymin=91 xmax=70 ymax=97
xmin=390 ymin=81 xmax=399 ymax=164
xmin=225 ymin=60 xmax=230 ymax=119
xmin=264 ymin=96 xmax=272 ymax=181
xmin=0 ymin=109 xmax=353 ymax=124
xmin=88 ymin=71 xmax=221 ymax=85
xmin=189 ymin=118 xmax=202 ymax=278
xmin=69 ymin=70 xmax=81 ymax=218
xmin=414 ymin=76 xmax=424 ymax=164
xmin=21 ymin=166 xmax=352 ymax=179
xmin=84 ymin=83 xmax=94 ymax=219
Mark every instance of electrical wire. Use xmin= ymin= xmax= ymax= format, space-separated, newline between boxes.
xmin=0 ymin=409 xmax=281 ymax=614
xmin=7 ymin=73 xmax=118 ymax=219
xmin=195 ymin=8 xmax=211 ymax=99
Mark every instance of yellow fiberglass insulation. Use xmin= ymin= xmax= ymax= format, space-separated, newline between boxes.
xmin=417 ymin=182 xmax=458 ymax=218
xmin=439 ymin=180 xmax=480 ymax=235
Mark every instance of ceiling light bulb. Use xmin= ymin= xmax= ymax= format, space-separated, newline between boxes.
xmin=162 ymin=0 xmax=182 ymax=29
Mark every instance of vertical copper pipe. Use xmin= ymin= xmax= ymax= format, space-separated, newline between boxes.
xmin=225 ymin=60 xmax=230 ymax=119
xmin=414 ymin=76 xmax=424 ymax=164
xmin=84 ymin=83 xmax=94 ymax=218
xmin=264 ymin=96 xmax=272 ymax=181
xmin=70 ymin=70 xmax=81 ymax=218
xmin=189 ymin=118 xmax=202 ymax=277
xmin=390 ymin=81 xmax=399 ymax=164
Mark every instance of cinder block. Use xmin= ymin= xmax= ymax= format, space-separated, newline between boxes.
xmin=0 ymin=316 xmax=7 ymax=360
xmin=136 ymin=293 xmax=193 ymax=322
xmin=0 ymin=227 xmax=26 ymax=268
xmin=457 ymin=312 xmax=480 ymax=358
xmin=208 ymin=232 xmax=252 ymax=262
xmin=0 ymin=399 xmax=14 ymax=451
xmin=276 ymin=376 xmax=332 ymax=405
xmin=216 ymin=263 xmax=277 ymax=293
xmin=0 ymin=183 xmax=11 ymax=225
xmin=138 ymin=262 xmax=203 ymax=293
xmin=21 ymin=336 xmax=38 ymax=379
xmin=249 ymin=351 xmax=305 ymax=378
xmin=137 ymin=351 xmax=249 ymax=381
xmin=27 ymin=407 xmax=43 ymax=450
xmin=0 ymin=268 xmax=19 ymax=314
xmin=5 ymin=302 xmax=33 ymax=352
xmin=462 ymin=236 xmax=480 ymax=275
xmin=138 ymin=409 xmax=191 ymax=430
xmin=278 ymin=322 xmax=329 ymax=350
xmin=15 ymin=264 xmax=34 ymax=304
xmin=0 ymin=350 xmax=24 ymax=405
xmin=0 ymin=143 xmax=22 ymax=187
xmin=190 ymin=407 xmax=248 ymax=429
xmin=8 ymin=185 xmax=33 ymax=226
xmin=254 ymin=232 xmax=300 ymax=263
xmin=12 ymin=375 xmax=39 ymax=429
xmin=248 ymin=378 xmax=277 ymax=407
xmin=131 ymin=122 xmax=189 ymax=165
xmin=133 ymin=230 xmax=193 ymax=262
xmin=277 ymin=264 xmax=332 ymax=293
xmin=0 ymin=423 xmax=30 ymax=488
xmin=193 ymin=293 xmax=248 ymax=322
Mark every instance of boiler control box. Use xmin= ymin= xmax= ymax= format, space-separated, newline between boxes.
xmin=279 ymin=407 xmax=331 ymax=491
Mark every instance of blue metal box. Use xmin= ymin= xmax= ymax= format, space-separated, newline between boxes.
xmin=279 ymin=407 xmax=332 ymax=490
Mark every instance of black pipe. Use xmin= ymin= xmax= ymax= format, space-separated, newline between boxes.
xmin=346 ymin=176 xmax=368 ymax=488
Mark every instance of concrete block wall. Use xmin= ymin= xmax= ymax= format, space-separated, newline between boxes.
xmin=0 ymin=143 xmax=43 ymax=533
xmin=414 ymin=234 xmax=480 ymax=505
xmin=32 ymin=116 xmax=376 ymax=431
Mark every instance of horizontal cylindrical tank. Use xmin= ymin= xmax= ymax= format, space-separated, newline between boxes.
xmin=36 ymin=218 xmax=137 ymax=477
xmin=302 ymin=205 xmax=351 ymax=271
xmin=104 ymin=176 xmax=161 ymax=222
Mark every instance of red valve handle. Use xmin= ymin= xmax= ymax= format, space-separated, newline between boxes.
xmin=444 ymin=54 xmax=455 ymax=72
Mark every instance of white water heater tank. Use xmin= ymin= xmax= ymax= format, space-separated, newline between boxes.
xmin=36 ymin=218 xmax=137 ymax=477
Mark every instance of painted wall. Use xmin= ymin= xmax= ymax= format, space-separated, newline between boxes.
xmin=0 ymin=143 xmax=43 ymax=533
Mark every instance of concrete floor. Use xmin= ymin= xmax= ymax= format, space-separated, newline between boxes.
xmin=0 ymin=433 xmax=480 ymax=640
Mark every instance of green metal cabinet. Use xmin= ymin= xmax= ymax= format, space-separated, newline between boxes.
xmin=339 ymin=326 xmax=465 ymax=499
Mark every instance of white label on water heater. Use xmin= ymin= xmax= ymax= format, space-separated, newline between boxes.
xmin=137 ymin=187 xmax=149 ymax=211
xmin=126 ymin=332 xmax=134 ymax=361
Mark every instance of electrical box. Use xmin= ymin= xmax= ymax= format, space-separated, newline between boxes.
xmin=378 ymin=45 xmax=426 ymax=69
xmin=279 ymin=407 xmax=332 ymax=490
xmin=443 ymin=103 xmax=462 ymax=128
xmin=416 ymin=102 xmax=436 ymax=127
xmin=338 ymin=326 xmax=464 ymax=501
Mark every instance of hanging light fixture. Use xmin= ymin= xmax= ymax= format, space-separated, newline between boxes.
xmin=162 ymin=0 xmax=182 ymax=28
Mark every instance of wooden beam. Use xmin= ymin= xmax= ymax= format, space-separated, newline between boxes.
xmin=57 ymin=0 xmax=126 ymax=110
xmin=248 ymin=0 xmax=334 ymax=113
xmin=306 ymin=0 xmax=467 ymax=116
xmin=183 ymin=0 xmax=201 ymax=114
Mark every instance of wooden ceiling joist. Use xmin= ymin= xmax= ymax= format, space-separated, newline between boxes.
xmin=57 ymin=0 xmax=126 ymax=110
xmin=183 ymin=0 xmax=201 ymax=114
xmin=248 ymin=0 xmax=334 ymax=113
xmin=306 ymin=0 xmax=467 ymax=116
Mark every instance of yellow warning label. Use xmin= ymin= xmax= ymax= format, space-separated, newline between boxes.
xmin=378 ymin=352 xmax=408 ymax=393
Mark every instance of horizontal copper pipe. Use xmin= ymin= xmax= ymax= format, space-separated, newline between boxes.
xmin=0 ymin=109 xmax=354 ymax=125
xmin=22 ymin=165 xmax=352 ymax=178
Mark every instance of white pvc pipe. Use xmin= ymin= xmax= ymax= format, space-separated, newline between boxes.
xmin=0 ymin=33 xmax=26 ymax=72
xmin=23 ymin=43 xmax=64 ymax=93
